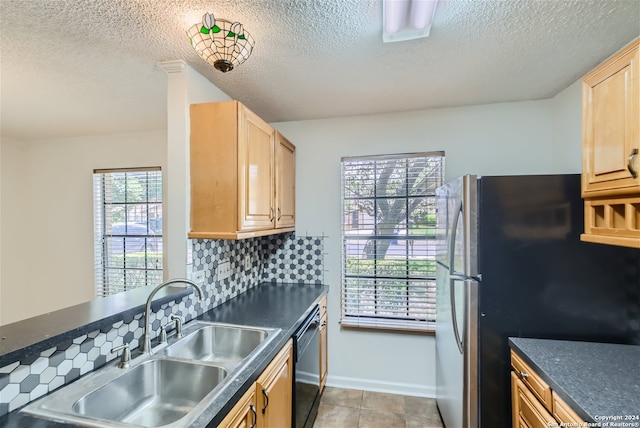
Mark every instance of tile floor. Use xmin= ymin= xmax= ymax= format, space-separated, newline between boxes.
xmin=313 ymin=387 xmax=444 ymax=428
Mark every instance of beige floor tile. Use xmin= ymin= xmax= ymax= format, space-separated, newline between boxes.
xmin=313 ymin=388 xmax=443 ymax=428
xmin=321 ymin=386 xmax=364 ymax=409
xmin=314 ymin=403 xmax=360 ymax=428
xmin=404 ymin=396 xmax=439 ymax=418
xmin=361 ymin=391 xmax=405 ymax=414
xmin=358 ymin=409 xmax=406 ymax=428
xmin=406 ymin=414 xmax=445 ymax=428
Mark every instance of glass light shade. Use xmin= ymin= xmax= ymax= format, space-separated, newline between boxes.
xmin=187 ymin=16 xmax=255 ymax=72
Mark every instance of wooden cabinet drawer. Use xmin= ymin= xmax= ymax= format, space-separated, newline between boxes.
xmin=511 ymin=372 xmax=556 ymax=428
xmin=510 ymin=350 xmax=553 ymax=412
xmin=553 ymin=392 xmax=585 ymax=425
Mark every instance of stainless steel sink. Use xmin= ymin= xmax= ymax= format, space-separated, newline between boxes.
xmin=22 ymin=321 xmax=280 ymax=428
xmin=72 ymin=359 xmax=227 ymax=427
xmin=163 ymin=323 xmax=270 ymax=364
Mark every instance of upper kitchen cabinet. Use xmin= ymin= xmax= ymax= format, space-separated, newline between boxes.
xmin=581 ymin=38 xmax=640 ymax=248
xmin=582 ymin=38 xmax=639 ymax=196
xmin=275 ymin=132 xmax=296 ymax=229
xmin=189 ymin=100 xmax=296 ymax=239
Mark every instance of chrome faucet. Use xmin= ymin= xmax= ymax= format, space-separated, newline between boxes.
xmin=140 ymin=278 xmax=204 ymax=354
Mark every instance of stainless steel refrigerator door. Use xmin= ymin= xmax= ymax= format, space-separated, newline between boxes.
xmin=435 ymin=175 xmax=478 ymax=277
xmin=435 ymin=261 xmax=463 ymax=428
xmin=436 ymin=274 xmax=479 ymax=428
xmin=463 ymin=277 xmax=479 ymax=428
xmin=435 ymin=175 xmax=479 ymax=428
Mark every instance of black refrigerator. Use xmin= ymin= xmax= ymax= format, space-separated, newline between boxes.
xmin=434 ymin=174 xmax=640 ymax=428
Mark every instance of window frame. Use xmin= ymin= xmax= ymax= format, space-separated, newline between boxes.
xmin=340 ymin=151 xmax=444 ymax=333
xmin=93 ymin=167 xmax=164 ymax=297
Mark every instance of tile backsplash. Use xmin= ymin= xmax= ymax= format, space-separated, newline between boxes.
xmin=0 ymin=232 xmax=325 ymax=415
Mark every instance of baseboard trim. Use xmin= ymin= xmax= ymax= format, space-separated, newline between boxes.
xmin=325 ymin=374 xmax=436 ymax=398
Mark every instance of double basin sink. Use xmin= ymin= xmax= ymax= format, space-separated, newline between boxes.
xmin=22 ymin=321 xmax=280 ymax=427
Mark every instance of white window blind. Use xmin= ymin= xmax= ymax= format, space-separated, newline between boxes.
xmin=93 ymin=167 xmax=163 ymax=297
xmin=340 ymin=152 xmax=444 ymax=332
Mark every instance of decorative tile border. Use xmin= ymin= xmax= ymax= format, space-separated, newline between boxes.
xmin=0 ymin=233 xmax=325 ymax=415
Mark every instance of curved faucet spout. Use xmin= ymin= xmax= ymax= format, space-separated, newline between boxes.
xmin=140 ymin=278 xmax=204 ymax=354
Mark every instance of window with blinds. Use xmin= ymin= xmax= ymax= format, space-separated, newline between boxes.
xmin=340 ymin=152 xmax=444 ymax=332
xmin=93 ymin=168 xmax=163 ymax=297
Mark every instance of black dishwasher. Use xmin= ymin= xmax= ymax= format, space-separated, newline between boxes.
xmin=292 ymin=305 xmax=321 ymax=428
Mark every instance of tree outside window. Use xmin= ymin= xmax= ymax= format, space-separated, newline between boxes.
xmin=341 ymin=152 xmax=444 ymax=331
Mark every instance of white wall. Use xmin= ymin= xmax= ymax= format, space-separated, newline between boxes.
xmin=0 ymin=132 xmax=167 ymax=325
xmin=271 ymin=84 xmax=582 ymax=396
xmin=0 ymin=137 xmax=29 ymax=324
xmin=0 ymin=61 xmax=231 ymax=325
xmin=160 ymin=61 xmax=230 ymax=279
xmin=550 ymin=80 xmax=583 ymax=172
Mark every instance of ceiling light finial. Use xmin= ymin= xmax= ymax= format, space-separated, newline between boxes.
xmin=187 ymin=13 xmax=255 ymax=72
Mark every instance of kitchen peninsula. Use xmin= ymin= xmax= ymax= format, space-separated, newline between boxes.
xmin=0 ymin=282 xmax=328 ymax=427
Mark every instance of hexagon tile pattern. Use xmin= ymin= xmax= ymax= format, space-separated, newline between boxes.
xmin=0 ymin=233 xmax=325 ymax=416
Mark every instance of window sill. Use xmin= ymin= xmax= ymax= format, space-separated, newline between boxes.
xmin=340 ymin=318 xmax=435 ymax=335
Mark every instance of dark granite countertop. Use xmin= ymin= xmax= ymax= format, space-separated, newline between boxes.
xmin=0 ymin=282 xmax=328 ymax=428
xmin=509 ymin=337 xmax=640 ymax=424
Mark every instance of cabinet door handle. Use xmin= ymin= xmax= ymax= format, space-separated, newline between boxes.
xmin=249 ymin=404 xmax=257 ymax=428
xmin=628 ymin=148 xmax=638 ymax=178
xmin=519 ymin=371 xmax=529 ymax=378
xmin=277 ymin=207 xmax=282 ymax=221
xmin=261 ymin=388 xmax=269 ymax=414
xmin=269 ymin=207 xmax=275 ymax=222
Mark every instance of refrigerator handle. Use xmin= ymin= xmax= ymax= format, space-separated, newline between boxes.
xmin=448 ymin=200 xmax=465 ymax=355
xmin=450 ymin=278 xmax=465 ymax=355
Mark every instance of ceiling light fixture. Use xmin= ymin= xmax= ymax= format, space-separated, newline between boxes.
xmin=187 ymin=13 xmax=255 ymax=73
xmin=383 ymin=0 xmax=437 ymax=43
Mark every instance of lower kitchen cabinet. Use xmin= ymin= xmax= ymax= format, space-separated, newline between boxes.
xmin=257 ymin=339 xmax=293 ymax=428
xmin=219 ymin=387 xmax=257 ymax=428
xmin=510 ymin=350 xmax=585 ymax=428
xmin=552 ymin=392 xmax=585 ymax=425
xmin=511 ymin=372 xmax=555 ymax=428
xmin=220 ymin=339 xmax=293 ymax=428
xmin=318 ymin=295 xmax=328 ymax=393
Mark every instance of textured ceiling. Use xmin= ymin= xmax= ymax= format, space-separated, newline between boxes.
xmin=1 ymin=0 xmax=639 ymax=141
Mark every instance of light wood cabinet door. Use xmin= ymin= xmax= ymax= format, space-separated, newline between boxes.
xmin=319 ymin=314 xmax=328 ymax=393
xmin=238 ymin=105 xmax=275 ymax=231
xmin=219 ymin=387 xmax=257 ymax=428
xmin=275 ymin=132 xmax=296 ymax=229
xmin=318 ymin=296 xmax=328 ymax=393
xmin=553 ymin=392 xmax=585 ymax=426
xmin=511 ymin=372 xmax=556 ymax=428
xmin=582 ymin=38 xmax=639 ymax=197
xmin=257 ymin=339 xmax=293 ymax=428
